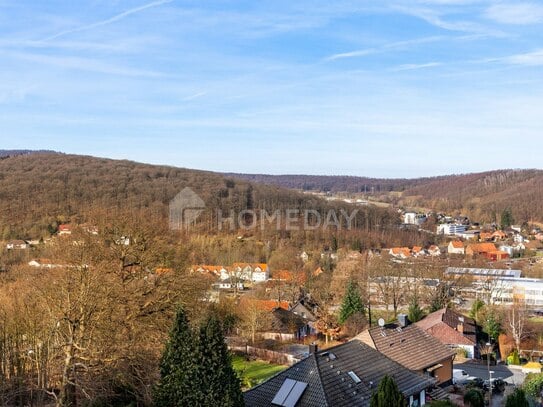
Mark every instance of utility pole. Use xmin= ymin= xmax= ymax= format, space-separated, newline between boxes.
xmin=485 ymin=341 xmax=493 ymax=407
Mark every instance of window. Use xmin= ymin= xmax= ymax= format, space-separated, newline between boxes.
xmin=348 ymin=371 xmax=361 ymax=384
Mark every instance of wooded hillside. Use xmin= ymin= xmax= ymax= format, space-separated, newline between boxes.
xmin=227 ymin=170 xmax=543 ymax=223
xmin=0 ymin=153 xmax=399 ymax=240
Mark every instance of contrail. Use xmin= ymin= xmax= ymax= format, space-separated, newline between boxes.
xmin=42 ymin=0 xmax=174 ymax=42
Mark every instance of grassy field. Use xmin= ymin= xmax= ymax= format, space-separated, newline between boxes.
xmin=232 ymin=355 xmax=287 ymax=389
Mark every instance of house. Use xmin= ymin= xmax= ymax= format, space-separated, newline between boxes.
xmin=313 ymin=267 xmax=324 ymax=277
xmin=444 ymin=267 xmax=522 ymax=279
xmin=241 ymin=298 xmax=290 ymax=312
xmin=412 ymin=246 xmax=424 ymax=257
xmin=28 ymin=258 xmax=62 ymax=268
xmin=233 ymin=262 xmax=269 ymax=282
xmin=191 ymin=264 xmax=228 ymax=278
xmin=404 ymin=212 xmax=426 ymax=225
xmin=466 ymin=243 xmax=503 ymax=259
xmin=244 ymin=340 xmax=436 ymax=407
xmin=271 ymin=270 xmax=307 ymax=285
xmin=389 ymin=247 xmax=411 ymax=259
xmin=479 ymin=232 xmax=493 ymax=242
xmin=492 ymin=230 xmax=507 ymax=241
xmin=427 ymin=245 xmax=441 ymax=257
xmin=416 ymin=308 xmax=479 ymax=359
xmin=447 ymin=241 xmax=464 ymax=255
xmin=6 ymin=240 xmax=28 ymax=250
xmin=437 ymin=224 xmax=467 ymax=235
xmin=356 ymin=315 xmax=455 ymax=385
xmin=212 ymin=278 xmax=245 ymax=291
xmin=290 ymin=298 xmax=319 ymax=322
xmin=58 ymin=224 xmax=72 ymax=235
xmin=299 ymin=251 xmax=309 ymax=262
xmin=155 ymin=267 xmax=173 ymax=275
xmin=260 ymin=308 xmax=314 ymax=341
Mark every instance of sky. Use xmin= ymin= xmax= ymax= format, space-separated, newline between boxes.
xmin=0 ymin=0 xmax=542 ymax=178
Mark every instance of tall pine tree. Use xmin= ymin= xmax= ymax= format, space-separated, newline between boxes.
xmin=407 ymin=297 xmax=424 ymax=323
xmin=338 ymin=280 xmax=365 ymax=324
xmin=196 ymin=315 xmax=245 ymax=406
xmin=153 ymin=307 xmax=199 ymax=407
xmin=370 ymin=375 xmax=407 ymax=407
xmin=154 ymin=308 xmax=245 ymax=407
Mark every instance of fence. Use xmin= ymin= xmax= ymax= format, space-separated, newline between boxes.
xmin=229 ymin=344 xmax=302 ymax=366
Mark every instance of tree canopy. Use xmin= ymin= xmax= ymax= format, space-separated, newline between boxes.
xmin=338 ymin=280 xmax=366 ymax=324
xmin=370 ymin=375 xmax=407 ymax=407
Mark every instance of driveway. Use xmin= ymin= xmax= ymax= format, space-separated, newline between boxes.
xmin=454 ymin=361 xmax=526 ymax=385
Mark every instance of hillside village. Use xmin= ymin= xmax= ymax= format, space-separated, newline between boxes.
xmin=3 ymin=202 xmax=543 ymax=407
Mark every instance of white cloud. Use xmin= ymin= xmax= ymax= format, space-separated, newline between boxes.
xmin=2 ymin=50 xmax=166 ymax=77
xmin=502 ymin=49 xmax=543 ymax=66
xmin=41 ymin=0 xmax=173 ymax=41
xmin=325 ymin=36 xmax=446 ymax=61
xmin=391 ymin=62 xmax=443 ymax=71
xmin=478 ymin=49 xmax=543 ymax=66
xmin=485 ymin=3 xmax=543 ymax=25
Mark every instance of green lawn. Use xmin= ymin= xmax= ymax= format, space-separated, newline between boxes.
xmin=232 ymin=354 xmax=287 ymax=389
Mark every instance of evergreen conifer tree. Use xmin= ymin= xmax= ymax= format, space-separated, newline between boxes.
xmin=153 ymin=307 xmax=199 ymax=407
xmin=196 ymin=315 xmax=245 ymax=406
xmin=338 ymin=280 xmax=365 ymax=324
xmin=407 ymin=297 xmax=424 ymax=323
xmin=370 ymin=375 xmax=407 ymax=407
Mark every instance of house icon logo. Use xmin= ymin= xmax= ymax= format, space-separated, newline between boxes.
xmin=169 ymin=187 xmax=205 ymax=230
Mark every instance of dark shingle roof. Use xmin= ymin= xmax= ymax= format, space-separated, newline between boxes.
xmin=263 ymin=308 xmax=308 ymax=334
xmin=244 ymin=339 xmax=435 ymax=407
xmin=356 ymin=323 xmax=455 ymax=371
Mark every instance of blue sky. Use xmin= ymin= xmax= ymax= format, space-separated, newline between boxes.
xmin=0 ymin=0 xmax=542 ymax=177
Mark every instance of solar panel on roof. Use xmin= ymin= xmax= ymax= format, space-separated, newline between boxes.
xmin=272 ymin=378 xmax=296 ymax=406
xmin=272 ymin=378 xmax=308 ymax=407
xmin=283 ymin=381 xmax=308 ymax=407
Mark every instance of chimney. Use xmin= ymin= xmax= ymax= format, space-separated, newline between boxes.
xmin=398 ymin=314 xmax=410 ymax=328
xmin=309 ymin=343 xmax=318 ymax=354
xmin=457 ymin=316 xmax=464 ymax=333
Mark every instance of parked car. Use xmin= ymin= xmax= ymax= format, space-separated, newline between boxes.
xmin=483 ymin=378 xmax=506 ymax=393
xmin=466 ymin=377 xmax=485 ymax=389
xmin=453 ymin=369 xmax=475 ymax=385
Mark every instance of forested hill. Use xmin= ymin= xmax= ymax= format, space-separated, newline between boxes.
xmin=227 ymin=170 xmax=543 ymax=224
xmin=0 ymin=149 xmax=56 ymax=158
xmin=0 ymin=153 xmax=398 ymax=239
xmin=223 ymin=173 xmax=435 ymax=193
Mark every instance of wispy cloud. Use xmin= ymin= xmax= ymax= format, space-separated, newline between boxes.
xmin=182 ymin=91 xmax=207 ymax=101
xmin=2 ymin=50 xmax=165 ymax=77
xmin=395 ymin=5 xmax=505 ymax=36
xmin=41 ymin=0 xmax=173 ymax=41
xmin=325 ymin=36 xmax=446 ymax=61
xmin=490 ymin=49 xmax=543 ymax=66
xmin=484 ymin=3 xmax=543 ymax=25
xmin=391 ymin=62 xmax=442 ymax=71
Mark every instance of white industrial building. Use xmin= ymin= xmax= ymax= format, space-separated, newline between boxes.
xmin=437 ymin=224 xmax=467 ymax=235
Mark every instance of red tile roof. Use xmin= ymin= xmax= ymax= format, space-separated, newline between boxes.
xmin=450 ymin=241 xmax=464 ymax=249
xmin=415 ymin=308 xmax=477 ymax=346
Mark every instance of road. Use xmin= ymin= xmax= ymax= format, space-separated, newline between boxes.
xmin=454 ymin=361 xmax=526 ymax=385
xmin=454 ymin=362 xmax=525 ymax=407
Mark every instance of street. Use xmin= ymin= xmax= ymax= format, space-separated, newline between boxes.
xmin=454 ymin=362 xmax=526 ymax=406
xmin=454 ymin=361 xmax=526 ymax=386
